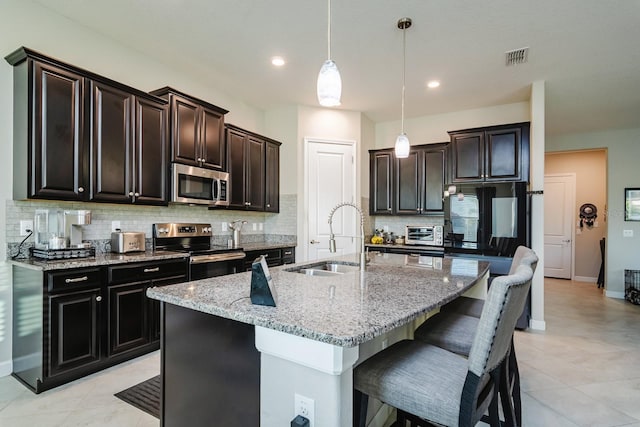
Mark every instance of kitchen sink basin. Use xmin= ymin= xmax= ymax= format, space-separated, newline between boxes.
xmin=286 ymin=262 xmax=361 ymax=276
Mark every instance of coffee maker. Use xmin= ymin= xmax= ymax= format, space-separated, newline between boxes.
xmin=34 ymin=209 xmax=92 ymax=250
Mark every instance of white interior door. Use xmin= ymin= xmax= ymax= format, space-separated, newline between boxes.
xmin=544 ymin=174 xmax=575 ymax=278
xmin=306 ymin=139 xmax=356 ymax=261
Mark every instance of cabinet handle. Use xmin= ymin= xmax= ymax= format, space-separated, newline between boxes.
xmin=78 ymin=187 xmax=84 ymax=193
xmin=388 ymin=207 xmax=392 ymax=211
xmin=134 ymin=192 xmax=140 ymax=197
xmin=245 ymin=202 xmax=251 ymax=206
xmin=65 ymin=276 xmax=88 ymax=283
xmin=284 ymin=251 xmax=292 ymax=255
xmin=267 ymin=204 xmax=271 ymax=208
xmin=144 ymin=267 xmax=160 ymax=273
xmin=128 ymin=191 xmax=134 ymax=197
xmin=96 ymin=296 xmax=102 ymax=302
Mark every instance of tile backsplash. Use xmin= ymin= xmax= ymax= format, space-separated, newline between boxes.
xmin=6 ymin=195 xmax=298 ymax=258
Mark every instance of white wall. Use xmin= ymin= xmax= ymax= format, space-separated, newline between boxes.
xmin=547 ymin=127 xmax=640 ymax=298
xmin=375 ymin=102 xmax=530 ymax=148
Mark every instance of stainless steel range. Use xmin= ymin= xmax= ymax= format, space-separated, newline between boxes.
xmin=153 ymin=223 xmax=246 ymax=280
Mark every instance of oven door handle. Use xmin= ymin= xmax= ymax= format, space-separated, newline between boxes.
xmin=190 ymin=252 xmax=246 ymax=264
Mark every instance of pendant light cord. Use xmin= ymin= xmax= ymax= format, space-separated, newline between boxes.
xmin=401 ymin=24 xmax=406 ymax=133
xmin=327 ymin=0 xmax=332 ymax=60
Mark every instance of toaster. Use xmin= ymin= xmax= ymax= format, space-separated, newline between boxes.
xmin=111 ymin=231 xmax=146 ymax=253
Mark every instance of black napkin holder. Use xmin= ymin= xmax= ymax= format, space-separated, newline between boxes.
xmin=250 ymin=255 xmax=277 ymax=307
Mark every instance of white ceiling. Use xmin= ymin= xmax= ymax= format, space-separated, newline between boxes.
xmin=33 ymin=0 xmax=640 ymax=137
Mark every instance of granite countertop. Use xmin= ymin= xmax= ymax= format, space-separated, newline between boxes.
xmin=241 ymin=242 xmax=296 ymax=251
xmin=147 ymin=253 xmax=489 ymax=347
xmin=11 ymin=250 xmax=189 ymax=271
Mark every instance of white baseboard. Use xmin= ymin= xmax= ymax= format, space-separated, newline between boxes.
xmin=0 ymin=360 xmax=13 ymax=377
xmin=529 ymin=319 xmax=546 ymax=331
xmin=605 ymin=290 xmax=625 ymax=299
xmin=573 ymin=276 xmax=597 ymax=283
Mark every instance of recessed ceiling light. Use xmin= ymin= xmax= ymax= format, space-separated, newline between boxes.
xmin=271 ymin=56 xmax=285 ymax=67
xmin=427 ymin=80 xmax=440 ymax=89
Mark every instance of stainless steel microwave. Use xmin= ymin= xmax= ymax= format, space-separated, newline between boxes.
xmin=405 ymin=225 xmax=444 ymax=246
xmin=171 ymin=163 xmax=229 ymax=206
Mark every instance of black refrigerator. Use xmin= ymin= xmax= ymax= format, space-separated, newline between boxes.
xmin=444 ymin=181 xmax=531 ymax=329
xmin=445 ymin=181 xmax=529 ymax=255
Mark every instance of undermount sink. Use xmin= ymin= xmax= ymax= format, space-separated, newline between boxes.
xmin=286 ymin=262 xmax=361 ymax=276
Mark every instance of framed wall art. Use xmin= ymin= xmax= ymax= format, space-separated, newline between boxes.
xmin=624 ymin=188 xmax=640 ymax=221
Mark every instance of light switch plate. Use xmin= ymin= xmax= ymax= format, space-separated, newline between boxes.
xmin=623 ymin=229 xmax=633 ymax=237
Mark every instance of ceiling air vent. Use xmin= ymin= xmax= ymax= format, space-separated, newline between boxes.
xmin=505 ymin=47 xmax=529 ymax=66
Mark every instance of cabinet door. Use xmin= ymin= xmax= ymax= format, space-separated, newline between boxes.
xmin=89 ymin=81 xmax=134 ymax=203
xmin=200 ymin=107 xmax=225 ymax=170
xmin=423 ymin=148 xmax=445 ymax=213
xmin=395 ymin=150 xmax=422 ymax=214
xmin=48 ymin=288 xmax=101 ymax=376
xmin=370 ymin=151 xmax=394 ymax=215
xmin=172 ymin=96 xmax=200 ymax=166
xmin=246 ymin=136 xmax=265 ymax=210
xmin=451 ymin=132 xmax=484 ymax=182
xmin=135 ymin=97 xmax=168 ymax=205
xmin=31 ymin=61 xmax=86 ymax=200
xmin=226 ymin=128 xmax=248 ymax=209
xmin=485 ymin=127 xmax=521 ymax=181
xmin=265 ymin=141 xmax=280 ymax=212
xmin=108 ymin=282 xmax=150 ymax=356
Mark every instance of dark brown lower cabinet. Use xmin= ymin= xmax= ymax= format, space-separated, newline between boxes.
xmin=243 ymin=246 xmax=296 ymax=271
xmin=48 ymin=288 xmax=101 ymax=377
xmin=108 ymin=282 xmax=150 ymax=357
xmin=12 ymin=258 xmax=188 ymax=394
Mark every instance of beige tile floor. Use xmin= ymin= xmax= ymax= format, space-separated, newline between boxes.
xmin=1 ymin=278 xmax=639 ymax=426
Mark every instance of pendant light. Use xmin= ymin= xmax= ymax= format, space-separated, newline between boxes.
xmin=317 ymin=0 xmax=342 ymax=107
xmin=395 ymin=17 xmax=412 ymax=158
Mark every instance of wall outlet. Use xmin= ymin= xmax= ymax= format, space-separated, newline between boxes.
xmin=259 ymin=222 xmax=263 ymax=231
xmin=222 ymin=222 xmax=227 ymax=232
xmin=294 ymin=394 xmax=315 ymax=427
xmin=623 ymin=229 xmax=634 ymax=237
xmin=20 ymin=220 xmax=33 ymax=236
xmin=252 ymin=223 xmax=257 ymax=231
xmin=111 ymin=221 xmax=121 ymax=232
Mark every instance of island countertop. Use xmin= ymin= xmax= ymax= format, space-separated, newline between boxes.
xmin=147 ymin=253 xmax=489 ymax=347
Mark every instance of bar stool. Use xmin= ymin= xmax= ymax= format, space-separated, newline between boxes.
xmin=353 ymin=264 xmax=535 ymax=427
xmin=413 ymin=246 xmax=538 ymax=426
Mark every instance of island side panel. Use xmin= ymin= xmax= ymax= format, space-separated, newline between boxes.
xmin=161 ymin=302 xmax=260 ymax=426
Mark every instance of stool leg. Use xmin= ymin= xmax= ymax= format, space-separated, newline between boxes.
xmin=353 ymin=389 xmax=368 ymax=427
xmin=509 ymin=343 xmax=522 ymax=426
xmin=500 ymin=355 xmax=517 ymax=426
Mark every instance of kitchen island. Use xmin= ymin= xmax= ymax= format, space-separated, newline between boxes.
xmin=147 ymin=253 xmax=489 ymax=427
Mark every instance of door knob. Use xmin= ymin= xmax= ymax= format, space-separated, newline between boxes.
xmin=562 ymin=239 xmax=571 ymax=243
xmin=310 ymin=240 xmax=320 ymax=244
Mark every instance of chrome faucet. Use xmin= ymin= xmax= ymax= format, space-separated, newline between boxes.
xmin=328 ymin=202 xmax=367 ymax=271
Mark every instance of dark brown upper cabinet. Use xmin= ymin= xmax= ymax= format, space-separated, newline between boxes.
xmin=449 ymin=122 xmax=530 ymax=183
xmin=6 ymin=52 xmax=87 ymax=201
xmin=395 ymin=144 xmax=447 ymax=215
xmin=226 ymin=125 xmax=266 ymax=211
xmin=369 ymin=151 xmax=394 ymax=215
xmin=89 ymin=81 xmax=168 ymax=205
xmin=265 ymin=140 xmax=281 ymax=212
xmin=369 ymin=143 xmax=447 ymax=216
xmin=150 ymin=87 xmax=228 ymax=171
xmin=6 ymin=47 xmax=169 ymax=205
